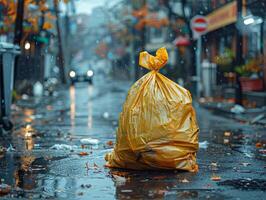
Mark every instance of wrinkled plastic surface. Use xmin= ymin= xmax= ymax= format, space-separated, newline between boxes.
xmin=105 ymin=47 xmax=199 ymax=172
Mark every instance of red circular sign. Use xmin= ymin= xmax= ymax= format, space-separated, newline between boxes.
xmin=191 ymin=16 xmax=208 ymax=33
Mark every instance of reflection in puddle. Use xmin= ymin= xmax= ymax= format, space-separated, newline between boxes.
xmin=218 ymin=178 xmax=266 ymax=191
xmin=87 ymin=85 xmax=93 ymax=128
xmin=23 ymin=109 xmax=35 ymax=123
xmin=69 ymin=86 xmax=76 ymax=127
xmin=211 ymin=129 xmax=255 ymax=157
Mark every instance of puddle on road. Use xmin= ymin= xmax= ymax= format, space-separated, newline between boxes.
xmin=218 ymin=178 xmax=266 ymax=191
xmin=211 ymin=129 xmax=266 ymax=160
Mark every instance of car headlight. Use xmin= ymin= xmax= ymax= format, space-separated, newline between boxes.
xmin=69 ymin=70 xmax=76 ymax=78
xmin=87 ymin=70 xmax=94 ymax=77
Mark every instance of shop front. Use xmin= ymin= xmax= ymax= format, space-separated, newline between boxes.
xmin=201 ymin=0 xmax=265 ymax=104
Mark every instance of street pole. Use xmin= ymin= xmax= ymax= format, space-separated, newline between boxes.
xmin=235 ymin=0 xmax=243 ymax=105
xmin=13 ymin=0 xmax=24 ymax=45
xmin=13 ymin=0 xmax=24 ymax=88
xmin=54 ymin=0 xmax=66 ymax=84
xmin=196 ymin=36 xmax=202 ymax=98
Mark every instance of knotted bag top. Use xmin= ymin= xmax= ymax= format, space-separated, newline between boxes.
xmin=139 ymin=47 xmax=168 ymax=71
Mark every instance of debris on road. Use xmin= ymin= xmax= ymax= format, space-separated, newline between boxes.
xmin=250 ymin=114 xmax=265 ymax=124
xmin=224 ymin=131 xmax=231 ymax=136
xmin=0 ymin=146 xmax=6 ymax=157
xmin=211 ymin=175 xmax=221 ymax=181
xmin=0 ymin=183 xmax=11 ymax=196
xmin=6 ymin=144 xmax=15 ymax=152
xmin=80 ymin=138 xmax=99 ymax=145
xmin=180 ymin=178 xmax=190 ymax=183
xmin=218 ymin=178 xmax=266 ymax=191
xmin=242 ymin=163 xmax=251 ymax=167
xmin=50 ymin=144 xmax=78 ymax=151
xmin=106 ymin=140 xmax=114 ymax=147
xmin=255 ymin=142 xmax=263 ymax=148
xmin=230 ymin=104 xmax=245 ymax=114
xmin=199 ymin=141 xmax=209 ymax=149
xmin=78 ymin=152 xmax=89 ymax=156
xmin=81 ymin=184 xmax=91 ymax=189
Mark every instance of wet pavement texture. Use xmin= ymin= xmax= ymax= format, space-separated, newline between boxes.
xmin=0 ymin=75 xmax=266 ymax=199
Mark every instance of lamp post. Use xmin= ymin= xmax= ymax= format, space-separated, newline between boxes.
xmin=235 ymin=0 xmax=244 ymax=105
xmin=53 ymin=0 xmax=66 ymax=84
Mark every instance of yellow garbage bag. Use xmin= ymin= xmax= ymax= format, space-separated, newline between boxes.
xmin=105 ymin=47 xmax=199 ymax=172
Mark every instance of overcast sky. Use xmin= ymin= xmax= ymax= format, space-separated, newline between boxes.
xmin=74 ymin=0 xmax=106 ymax=14
xmin=73 ymin=0 xmax=121 ymax=14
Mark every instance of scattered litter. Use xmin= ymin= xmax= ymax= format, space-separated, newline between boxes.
xmin=0 ymin=183 xmax=11 ymax=195
xmin=25 ymin=131 xmax=33 ymax=138
xmin=250 ymin=114 xmax=265 ymax=124
xmin=199 ymin=141 xmax=209 ymax=149
xmin=210 ymin=162 xmax=218 ymax=167
xmin=77 ymin=192 xmax=83 ymax=196
xmin=112 ymin=175 xmax=127 ymax=186
xmin=50 ymin=144 xmax=78 ymax=151
xmin=80 ymin=138 xmax=99 ymax=145
xmin=21 ymin=94 xmax=29 ymax=100
xmin=81 ymin=184 xmax=91 ymax=189
xmin=211 ymin=175 xmax=221 ymax=181
xmin=7 ymin=144 xmax=15 ymax=152
xmin=218 ymin=178 xmax=266 ymax=191
xmin=121 ymin=189 xmax=133 ymax=193
xmin=243 ymin=152 xmax=253 ymax=158
xmin=29 ymin=114 xmax=43 ymax=120
xmin=33 ymin=81 xmax=43 ymax=97
xmin=93 ymin=163 xmax=99 ymax=169
xmin=242 ymin=163 xmax=251 ymax=167
xmin=223 ymin=138 xmax=230 ymax=144
xmin=259 ymin=149 xmax=266 ymax=154
xmin=102 ymin=112 xmax=110 ymax=119
xmin=230 ymin=104 xmax=245 ymax=114
xmin=180 ymin=178 xmax=189 ymax=183
xmin=0 ymin=146 xmax=6 ymax=156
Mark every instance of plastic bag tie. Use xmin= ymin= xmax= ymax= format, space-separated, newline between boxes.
xmin=139 ymin=47 xmax=168 ymax=71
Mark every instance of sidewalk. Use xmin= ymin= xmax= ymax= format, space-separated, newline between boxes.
xmin=200 ymin=100 xmax=266 ymax=126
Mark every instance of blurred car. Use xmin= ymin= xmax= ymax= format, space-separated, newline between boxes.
xmin=69 ymin=65 xmax=94 ymax=85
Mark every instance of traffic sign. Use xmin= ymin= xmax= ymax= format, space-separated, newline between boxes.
xmin=190 ymin=15 xmax=208 ymax=34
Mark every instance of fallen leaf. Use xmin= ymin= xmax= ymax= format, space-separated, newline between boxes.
xmin=78 ymin=152 xmax=89 ymax=156
xmin=211 ymin=175 xmax=221 ymax=181
xmin=256 ymin=142 xmax=262 ymax=148
xmin=106 ymin=140 xmax=114 ymax=146
xmin=224 ymin=131 xmax=231 ymax=137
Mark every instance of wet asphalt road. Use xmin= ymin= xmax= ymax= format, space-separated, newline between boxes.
xmin=0 ymin=74 xmax=266 ymax=199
